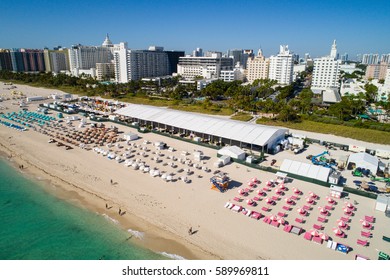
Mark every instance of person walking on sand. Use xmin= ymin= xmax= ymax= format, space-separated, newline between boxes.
xmin=119 ymin=208 xmax=122 ymax=215
xmin=188 ymin=227 xmax=193 ymax=235
xmin=110 ymin=179 xmax=113 ymax=185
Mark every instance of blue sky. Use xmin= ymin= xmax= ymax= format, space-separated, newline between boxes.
xmin=1 ymin=0 xmax=389 ymax=58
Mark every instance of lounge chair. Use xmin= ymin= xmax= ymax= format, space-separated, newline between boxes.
xmin=263 ymin=217 xmax=271 ymax=224
xmin=283 ymin=225 xmax=292 ymax=233
xmin=361 ymin=231 xmax=372 ymax=238
xmin=325 ymin=205 xmax=333 ymax=211
xmin=271 ymin=220 xmax=280 ymax=227
xmin=262 ymin=206 xmax=270 ymax=212
xmin=357 ymin=239 xmax=369 ymax=246
xmin=303 ymin=232 xmax=312 ymax=241
xmin=317 ymin=216 xmax=327 ymax=223
xmin=295 ymin=218 xmax=304 ymax=224
xmin=282 ymin=205 xmax=291 ymax=211
xmin=303 ymin=205 xmax=312 ymax=211
xmin=364 ymin=215 xmax=375 ymax=223
xmin=224 ymin=202 xmax=234 ymax=209
xmin=250 ymin=211 xmax=262 ymax=220
xmin=291 ymin=195 xmax=298 ymax=200
xmin=313 ymin=224 xmax=323 ymax=230
xmin=277 ymin=212 xmax=285 ymax=217
xmin=233 ymin=196 xmax=241 ymax=202
xmin=313 ymin=236 xmax=323 ymax=244
xmin=253 ymin=196 xmax=261 ymax=201
xmin=340 ymin=216 xmax=350 ymax=222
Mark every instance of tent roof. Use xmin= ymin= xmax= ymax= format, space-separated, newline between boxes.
xmin=218 ymin=146 xmax=245 ymax=156
xmin=348 ymin=152 xmax=378 ymax=166
xmin=115 ymin=104 xmax=288 ymax=147
xmin=280 ymin=159 xmax=331 ymax=182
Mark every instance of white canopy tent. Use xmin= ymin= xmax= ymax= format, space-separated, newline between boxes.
xmin=347 ymin=152 xmax=378 ymax=175
xmin=217 ymin=146 xmax=246 ymax=160
xmin=115 ymin=104 xmax=288 ymax=153
xmin=280 ymin=159 xmax=331 ymax=182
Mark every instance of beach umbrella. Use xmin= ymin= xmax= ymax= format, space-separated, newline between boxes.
xmin=319 ymin=232 xmax=329 ymax=241
xmin=247 ymin=181 xmax=255 ymax=187
xmin=269 ymin=215 xmax=278 ymax=221
xmin=265 ymin=198 xmax=273 ymax=204
xmin=266 ymin=181 xmax=272 ymax=186
xmin=309 ymin=229 xmax=320 ymax=237
xmin=238 ymin=189 xmax=246 ymax=195
xmin=306 ymin=197 xmax=314 ymax=203
xmin=277 ymin=217 xmax=285 ymax=224
xmin=361 ymin=220 xmax=370 ymax=227
xmin=326 ymin=197 xmax=335 ymax=204
xmin=338 ymin=221 xmax=346 ymax=228
xmin=332 ymin=228 xmax=343 ymax=235
xmin=309 ymin=191 xmax=317 ymax=198
xmin=297 ymin=208 xmax=305 ymax=214
xmin=343 ymin=208 xmax=352 ymax=214
xmin=257 ymin=190 xmax=265 ymax=196
xmin=345 ymin=202 xmax=354 ymax=209
xmin=293 ymin=188 xmax=301 ymax=194
xmin=251 ymin=177 xmax=258 ymax=183
xmin=246 ymin=199 xmax=254 ymax=205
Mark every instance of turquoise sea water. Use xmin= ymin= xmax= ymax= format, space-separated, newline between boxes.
xmin=0 ymin=159 xmax=165 ymax=260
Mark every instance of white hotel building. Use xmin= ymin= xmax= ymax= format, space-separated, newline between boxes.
xmin=177 ymin=54 xmax=233 ymax=80
xmin=268 ymin=45 xmax=294 ymax=85
xmin=311 ymin=40 xmax=341 ymax=93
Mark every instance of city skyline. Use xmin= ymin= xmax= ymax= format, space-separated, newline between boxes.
xmin=1 ymin=0 xmax=390 ymax=58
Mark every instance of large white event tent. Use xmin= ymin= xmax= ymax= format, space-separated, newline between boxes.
xmin=115 ymin=104 xmax=288 ymax=153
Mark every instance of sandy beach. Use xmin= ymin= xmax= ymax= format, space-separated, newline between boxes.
xmin=0 ymin=83 xmax=389 ymax=260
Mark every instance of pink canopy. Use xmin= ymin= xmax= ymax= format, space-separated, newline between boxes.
xmin=343 ymin=208 xmax=352 ymax=214
xmin=251 ymin=177 xmax=258 ymax=183
xmin=266 ymin=181 xmax=272 ymax=186
xmin=326 ymin=197 xmax=335 ymax=203
xmin=338 ymin=221 xmax=346 ymax=227
xmin=247 ymin=181 xmax=255 ymax=186
xmin=319 ymin=232 xmax=329 ymax=240
xmin=361 ymin=220 xmax=370 ymax=227
xmin=246 ymin=199 xmax=254 ymax=205
xmin=309 ymin=229 xmax=320 ymax=236
xmin=257 ymin=190 xmax=264 ymax=195
xmin=297 ymin=208 xmax=306 ymax=214
xmin=309 ymin=191 xmax=317 ymax=198
xmin=293 ymin=188 xmax=301 ymax=194
xmin=265 ymin=198 xmax=273 ymax=203
xmin=306 ymin=197 xmax=314 ymax=203
xmin=284 ymin=198 xmax=292 ymax=203
xmin=333 ymin=228 xmax=343 ymax=235
xmin=238 ymin=189 xmax=245 ymax=195
xmin=277 ymin=217 xmax=285 ymax=224
xmin=269 ymin=215 xmax=278 ymax=221
xmin=345 ymin=202 xmax=354 ymax=209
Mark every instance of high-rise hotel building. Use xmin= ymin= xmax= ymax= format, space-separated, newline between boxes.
xmin=311 ymin=40 xmax=341 ymax=93
xmin=268 ymin=45 xmax=294 ymax=85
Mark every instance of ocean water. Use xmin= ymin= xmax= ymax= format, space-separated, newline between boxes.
xmin=0 ymin=159 xmax=166 ymax=260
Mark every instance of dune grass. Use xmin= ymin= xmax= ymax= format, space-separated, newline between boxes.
xmin=256 ymin=119 xmax=390 ymax=145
